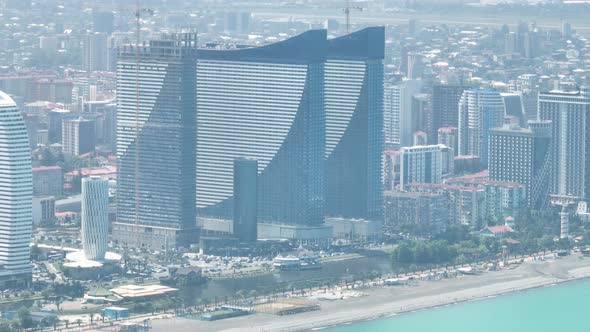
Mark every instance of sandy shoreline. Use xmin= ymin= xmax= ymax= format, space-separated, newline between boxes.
xmin=148 ymin=254 xmax=590 ymax=332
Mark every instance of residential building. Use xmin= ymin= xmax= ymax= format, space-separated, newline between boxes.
xmin=432 ymin=84 xmax=466 ymax=137
xmin=82 ymin=32 xmax=108 ymax=72
xmin=458 ymin=89 xmax=505 ymax=164
xmin=33 ymin=166 xmax=63 ymax=197
xmin=0 ymin=91 xmax=33 ymax=288
xmin=408 ymin=183 xmax=487 ymax=229
xmin=196 ymin=29 xmax=326 ymax=230
xmin=233 ymin=158 xmax=258 ymax=242
xmin=400 ymin=144 xmax=444 ymax=189
xmin=384 ymin=191 xmax=449 ymax=234
xmin=82 ymin=177 xmax=109 ymax=261
xmin=384 ymin=79 xmax=423 ymax=148
xmin=325 ymin=27 xmax=384 ymax=220
xmin=438 ymin=126 xmax=458 ymax=156
xmin=113 ymin=33 xmax=199 ymax=249
xmin=539 ymin=87 xmax=590 ymax=200
xmin=488 ymin=120 xmax=553 ymax=210
xmin=62 ymin=117 xmax=96 ymax=156
xmin=32 ymin=196 xmax=55 ymax=226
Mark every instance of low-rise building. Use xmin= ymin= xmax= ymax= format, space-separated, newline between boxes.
xmin=384 ymin=190 xmax=449 ymax=234
xmin=33 ymin=166 xmax=63 ymax=197
xmin=407 ymin=183 xmax=487 ymax=229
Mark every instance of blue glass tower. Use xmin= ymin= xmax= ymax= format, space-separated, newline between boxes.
xmin=196 ymin=30 xmax=326 ymax=226
xmin=325 ymin=27 xmax=385 ymax=220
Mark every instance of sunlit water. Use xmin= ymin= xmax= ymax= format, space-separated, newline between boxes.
xmin=323 ymin=278 xmax=590 ymax=332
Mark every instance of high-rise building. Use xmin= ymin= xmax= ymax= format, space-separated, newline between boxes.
xmin=432 ymin=84 xmax=466 ymax=138
xmin=81 ymin=176 xmax=109 ymax=261
xmin=92 ymin=11 xmax=115 ymax=35
xmin=0 ymin=91 xmax=33 ymax=288
xmin=400 ymin=144 xmax=444 ymax=189
xmin=82 ymin=32 xmax=108 ymax=72
xmin=48 ymin=108 xmax=71 ymax=143
xmin=33 ymin=166 xmax=63 ymax=197
xmin=489 ymin=120 xmax=553 ymax=211
xmin=438 ymin=127 xmax=458 ymax=156
xmin=501 ymin=92 xmax=525 ymax=127
xmin=515 ymin=74 xmax=540 ymax=124
xmin=196 ymin=28 xmax=384 ymax=237
xmin=113 ymin=33 xmax=199 ymax=249
xmin=62 ymin=117 xmax=96 ymax=156
xmin=458 ymin=89 xmax=505 ymax=164
xmin=539 ymin=87 xmax=590 ymax=200
xmin=196 ymin=30 xmax=325 ymax=229
xmin=411 ymin=93 xmax=433 ymax=143
xmin=325 ymin=27 xmax=384 ymax=220
xmin=233 ymin=158 xmax=258 ymax=243
xmin=383 ymin=79 xmax=422 ymax=148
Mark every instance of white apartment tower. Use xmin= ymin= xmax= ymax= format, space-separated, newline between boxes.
xmin=0 ymin=91 xmax=33 ymax=288
xmin=81 ymin=176 xmax=109 ymax=261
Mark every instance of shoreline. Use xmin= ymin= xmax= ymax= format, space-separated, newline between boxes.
xmin=309 ymin=274 xmax=581 ymax=332
xmin=147 ymin=254 xmax=590 ymax=332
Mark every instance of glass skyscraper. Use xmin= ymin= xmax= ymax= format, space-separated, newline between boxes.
xmin=196 ymin=30 xmax=326 ymax=226
xmin=325 ymin=27 xmax=384 ymax=220
xmin=196 ymin=27 xmax=384 ymax=226
xmin=0 ymin=91 xmax=33 ymax=288
xmin=113 ymin=34 xmax=199 ymax=249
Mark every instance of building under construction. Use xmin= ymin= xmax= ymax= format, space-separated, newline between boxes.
xmin=112 ymin=33 xmax=199 ymax=249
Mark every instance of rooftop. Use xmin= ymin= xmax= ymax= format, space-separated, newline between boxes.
xmin=110 ymin=284 xmax=178 ymax=299
xmin=0 ymin=91 xmax=15 ymax=107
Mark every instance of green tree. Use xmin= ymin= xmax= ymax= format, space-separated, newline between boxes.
xmin=17 ymin=307 xmax=33 ymax=329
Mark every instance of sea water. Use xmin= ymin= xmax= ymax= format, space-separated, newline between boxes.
xmin=324 ymin=278 xmax=590 ymax=332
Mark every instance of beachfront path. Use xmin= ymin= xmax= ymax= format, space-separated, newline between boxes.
xmin=149 ymin=255 xmax=590 ymax=332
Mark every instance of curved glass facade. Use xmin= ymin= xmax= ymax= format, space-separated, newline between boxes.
xmin=196 ymin=30 xmax=326 ymax=226
xmin=0 ymin=91 xmax=33 ymax=282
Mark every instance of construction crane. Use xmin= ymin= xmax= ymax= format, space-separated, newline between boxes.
xmin=343 ymin=0 xmax=363 ymax=34
xmin=132 ymin=1 xmax=153 ymax=226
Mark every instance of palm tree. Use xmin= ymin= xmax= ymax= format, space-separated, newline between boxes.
xmin=75 ymin=319 xmax=82 ymax=327
xmin=89 ymin=313 xmax=94 ymax=325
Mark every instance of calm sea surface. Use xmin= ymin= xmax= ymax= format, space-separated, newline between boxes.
xmin=323 ymin=278 xmax=590 ymax=332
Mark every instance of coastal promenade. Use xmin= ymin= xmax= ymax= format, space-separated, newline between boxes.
xmin=148 ymin=253 xmax=590 ymax=332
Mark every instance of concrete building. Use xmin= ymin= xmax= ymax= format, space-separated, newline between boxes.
xmin=33 ymin=166 xmax=63 ymax=197
xmin=82 ymin=177 xmax=109 ymax=261
xmin=62 ymin=117 xmax=96 ymax=156
xmin=0 ymin=91 xmax=33 ymax=288
xmin=82 ymin=32 xmax=108 ymax=72
xmin=408 ymin=183 xmax=487 ymax=229
xmin=432 ymin=84 xmax=467 ymax=137
xmin=325 ymin=27 xmax=384 ymax=221
xmin=326 ymin=217 xmax=382 ymax=242
xmin=438 ymin=126 xmax=458 ymax=156
xmin=384 ymin=79 xmax=423 ymax=148
xmin=33 ymin=196 xmax=55 ymax=226
xmin=489 ymin=120 xmax=553 ymax=211
xmin=113 ymin=33 xmax=199 ymax=249
xmin=233 ymin=158 xmax=258 ymax=242
xmin=446 ymin=176 xmax=527 ymax=223
xmin=458 ymin=89 xmax=505 ymax=164
xmin=48 ymin=108 xmax=71 ymax=143
xmin=539 ymin=87 xmax=590 ymax=200
xmin=384 ymin=191 xmax=449 ymax=234
xmin=400 ymin=145 xmax=444 ymax=189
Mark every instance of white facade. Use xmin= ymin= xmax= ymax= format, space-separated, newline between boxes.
xmin=400 ymin=144 xmax=444 ymax=189
xmin=82 ymin=176 xmax=109 ymax=261
xmin=458 ymin=89 xmax=505 ymax=164
xmin=383 ymin=79 xmax=422 ymax=148
xmin=0 ymin=91 xmax=33 ymax=277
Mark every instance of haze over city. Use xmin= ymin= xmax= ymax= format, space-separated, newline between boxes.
xmin=0 ymin=0 xmax=589 ymax=331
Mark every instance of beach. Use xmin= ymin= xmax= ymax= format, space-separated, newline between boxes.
xmin=145 ymin=253 xmax=590 ymax=332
